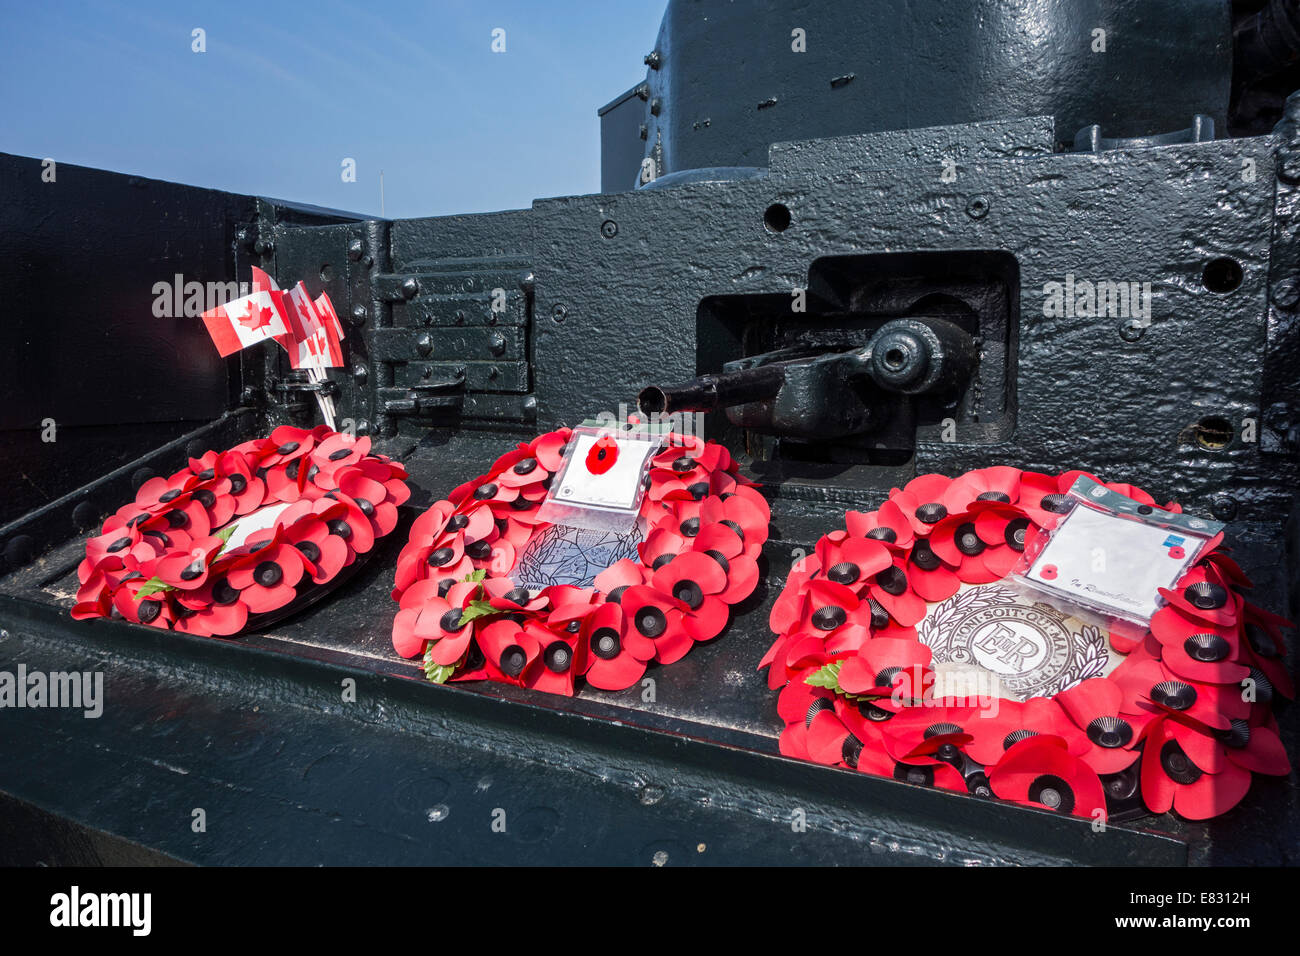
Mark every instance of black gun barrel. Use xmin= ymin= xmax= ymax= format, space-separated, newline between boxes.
xmin=638 ymin=364 xmax=786 ymax=415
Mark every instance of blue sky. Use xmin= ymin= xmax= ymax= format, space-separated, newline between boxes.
xmin=0 ymin=0 xmax=666 ymax=218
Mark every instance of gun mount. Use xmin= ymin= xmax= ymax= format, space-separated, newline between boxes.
xmin=640 ymin=317 xmax=977 ymax=443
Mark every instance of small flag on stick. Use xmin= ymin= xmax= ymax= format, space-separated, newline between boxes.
xmin=199 ymin=269 xmax=344 ymax=428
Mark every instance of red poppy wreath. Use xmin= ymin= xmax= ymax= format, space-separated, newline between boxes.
xmin=72 ymin=425 xmax=410 ymax=636
xmin=761 ymin=468 xmax=1293 ymax=822
xmin=391 ymin=427 xmax=769 ymax=695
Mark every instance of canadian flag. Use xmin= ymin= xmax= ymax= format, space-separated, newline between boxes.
xmin=290 ymin=322 xmax=344 ymax=370
xmin=200 ymin=290 xmax=290 ymax=357
xmin=313 ymin=291 xmax=345 ymax=341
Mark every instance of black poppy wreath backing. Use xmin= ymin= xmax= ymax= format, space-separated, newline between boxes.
xmin=391 ymin=426 xmax=769 ymax=695
xmin=762 ymin=467 xmax=1292 ymax=823
xmin=74 ymin=425 xmax=410 ymax=636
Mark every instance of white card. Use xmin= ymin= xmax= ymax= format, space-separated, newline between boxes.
xmin=1024 ymin=505 xmax=1196 ymax=622
xmin=550 ymin=433 xmax=660 ymax=511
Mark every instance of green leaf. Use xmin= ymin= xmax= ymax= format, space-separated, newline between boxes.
xmin=457 ymin=599 xmax=498 ymax=626
xmin=463 ymin=569 xmax=487 ymax=583
xmin=133 ymin=576 xmax=176 ymax=601
xmin=214 ymin=524 xmax=239 ymax=544
xmin=423 ymin=660 xmax=458 ymax=684
xmin=804 ymin=660 xmax=844 ymax=691
xmin=422 ymin=642 xmax=462 ymax=684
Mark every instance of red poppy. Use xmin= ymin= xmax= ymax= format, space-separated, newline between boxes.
xmin=863 ymin=556 xmax=926 ymax=626
xmin=651 ymin=550 xmax=729 ymax=642
xmin=941 ymin=465 xmax=1022 ymax=513
xmin=1017 ymin=471 xmax=1077 ymax=528
xmin=1055 ymin=678 xmax=1149 ymax=775
xmin=261 ymin=425 xmax=316 ymax=467
xmin=684 ymin=523 xmax=754 ymax=605
xmin=173 ymin=575 xmax=250 ymax=637
xmin=226 ymin=537 xmax=305 ymax=614
xmin=391 ymin=579 xmax=480 ymax=663
xmin=890 ymin=473 xmax=956 ymax=536
xmin=969 ymin=503 xmax=1034 ymax=577
xmin=1111 ymin=656 xmax=1247 ymax=731
xmin=962 ymin=696 xmax=1082 ymax=768
xmin=989 ymin=734 xmax=1107 ymax=819
xmin=582 ymin=601 xmax=655 ymax=690
xmin=152 ymin=534 xmax=225 ymax=591
xmin=837 ymin=637 xmax=933 ymax=709
xmin=844 ymin=499 xmax=914 ymax=550
xmin=524 ymin=621 xmax=586 ymax=696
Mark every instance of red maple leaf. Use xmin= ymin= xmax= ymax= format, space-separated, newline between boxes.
xmin=236 ymin=298 xmax=272 ymax=330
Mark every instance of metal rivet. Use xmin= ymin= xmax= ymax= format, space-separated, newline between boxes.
xmin=353 ymin=364 xmax=369 ymax=385
xmin=552 ymin=304 xmax=568 ymax=323
xmin=966 ymin=196 xmax=990 ymax=219
xmin=1119 ymin=320 xmax=1145 ymax=342
xmin=355 ymin=419 xmax=371 ymax=436
xmin=5 ymin=535 xmax=34 ymax=567
xmin=401 ymin=277 xmax=419 ymax=299
xmin=351 ymin=304 xmax=368 ymax=325
xmin=650 ymin=97 xmax=662 ymax=116
xmin=72 ymin=501 xmax=98 ymax=530
xmin=644 ymin=50 xmax=661 ymax=69
xmin=1270 ymin=276 xmax=1300 ymax=310
xmin=519 ymin=272 xmax=536 ymax=293
xmin=1211 ymin=496 xmax=1238 ymax=521
xmin=601 ymin=220 xmax=619 ymax=239
xmin=131 ymin=467 xmax=155 ymax=488
xmin=488 ymin=331 xmax=507 ymax=355
xmin=416 ymin=333 xmax=433 ymax=357
xmin=347 ymin=238 xmax=365 ymax=261
xmin=253 ymin=239 xmax=274 ymax=255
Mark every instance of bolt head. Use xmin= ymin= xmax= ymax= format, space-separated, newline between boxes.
xmin=965 ymin=196 xmax=990 ymax=220
xmin=1271 ymin=277 xmax=1300 ymax=310
xmin=351 ymin=304 xmax=367 ymax=325
xmin=601 ymin=220 xmax=619 ymax=239
xmin=1119 ymin=320 xmax=1145 ymax=342
xmin=347 ymin=238 xmax=365 ymax=261
xmin=1211 ymin=496 xmax=1239 ymax=521
xmin=401 ymin=277 xmax=419 ymax=299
